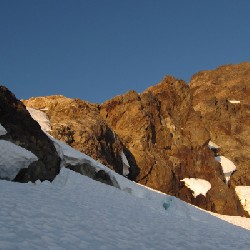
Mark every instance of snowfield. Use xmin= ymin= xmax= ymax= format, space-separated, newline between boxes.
xmin=1 ymin=167 xmax=250 ymax=250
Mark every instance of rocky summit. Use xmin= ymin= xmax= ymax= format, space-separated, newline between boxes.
xmin=22 ymin=62 xmax=250 ymax=216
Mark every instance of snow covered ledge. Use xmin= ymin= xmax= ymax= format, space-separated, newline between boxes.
xmin=181 ymin=178 xmax=211 ymax=198
xmin=0 ymin=140 xmax=38 ymax=180
xmin=0 ymin=123 xmax=7 ymax=136
xmin=235 ymin=186 xmax=250 ymax=215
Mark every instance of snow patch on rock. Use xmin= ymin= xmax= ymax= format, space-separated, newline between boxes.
xmin=27 ymin=107 xmax=51 ymax=132
xmin=208 ymin=140 xmax=220 ymax=149
xmin=181 ymin=178 xmax=211 ymax=198
xmin=50 ymin=136 xmax=103 ymax=168
xmin=0 ymin=123 xmax=7 ymax=136
xmin=215 ymin=156 xmax=236 ymax=184
xmin=235 ymin=186 xmax=250 ymax=215
xmin=121 ymin=151 xmax=130 ymax=176
xmin=0 ymin=140 xmax=38 ymax=180
xmin=228 ymin=100 xmax=241 ymax=104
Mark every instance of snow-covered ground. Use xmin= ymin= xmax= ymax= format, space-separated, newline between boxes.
xmin=0 ymin=140 xmax=38 ymax=180
xmin=181 ymin=178 xmax=211 ymax=198
xmin=1 ymin=167 xmax=250 ymax=250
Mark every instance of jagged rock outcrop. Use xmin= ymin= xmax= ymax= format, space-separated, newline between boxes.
xmin=100 ymin=76 xmax=246 ymax=216
xmin=0 ymin=86 xmax=60 ymax=182
xmin=190 ymin=62 xmax=250 ymax=188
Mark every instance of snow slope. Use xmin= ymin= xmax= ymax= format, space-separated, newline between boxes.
xmin=0 ymin=167 xmax=250 ymax=250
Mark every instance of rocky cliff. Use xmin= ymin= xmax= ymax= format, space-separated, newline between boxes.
xmin=190 ymin=62 xmax=250 ymax=188
xmin=22 ymin=63 xmax=250 ymax=216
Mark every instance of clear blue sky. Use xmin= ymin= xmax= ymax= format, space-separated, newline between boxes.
xmin=0 ymin=0 xmax=250 ymax=103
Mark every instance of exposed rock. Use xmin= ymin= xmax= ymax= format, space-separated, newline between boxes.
xmin=100 ymin=76 xmax=246 ymax=216
xmin=66 ymin=163 xmax=118 ymax=187
xmin=22 ymin=96 xmax=139 ymax=179
xmin=0 ymin=86 xmax=60 ymax=182
xmin=190 ymin=62 xmax=250 ymax=188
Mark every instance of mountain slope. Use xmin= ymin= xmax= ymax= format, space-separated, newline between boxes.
xmin=23 ymin=70 xmax=248 ymax=216
xmin=0 ymin=85 xmax=250 ymax=249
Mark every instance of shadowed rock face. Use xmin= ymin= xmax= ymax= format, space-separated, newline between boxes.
xmin=0 ymin=86 xmax=60 ymax=182
xmin=22 ymin=63 xmax=249 ymax=216
xmin=190 ymin=62 xmax=250 ymax=188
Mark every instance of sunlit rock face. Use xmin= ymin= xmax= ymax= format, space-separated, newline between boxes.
xmin=22 ymin=62 xmax=250 ymax=216
xmin=100 ymin=76 xmax=245 ymax=216
xmin=22 ymin=95 xmax=135 ymax=178
xmin=190 ymin=62 xmax=250 ymax=188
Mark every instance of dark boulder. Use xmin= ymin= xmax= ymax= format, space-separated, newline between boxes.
xmin=0 ymin=86 xmax=60 ymax=182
